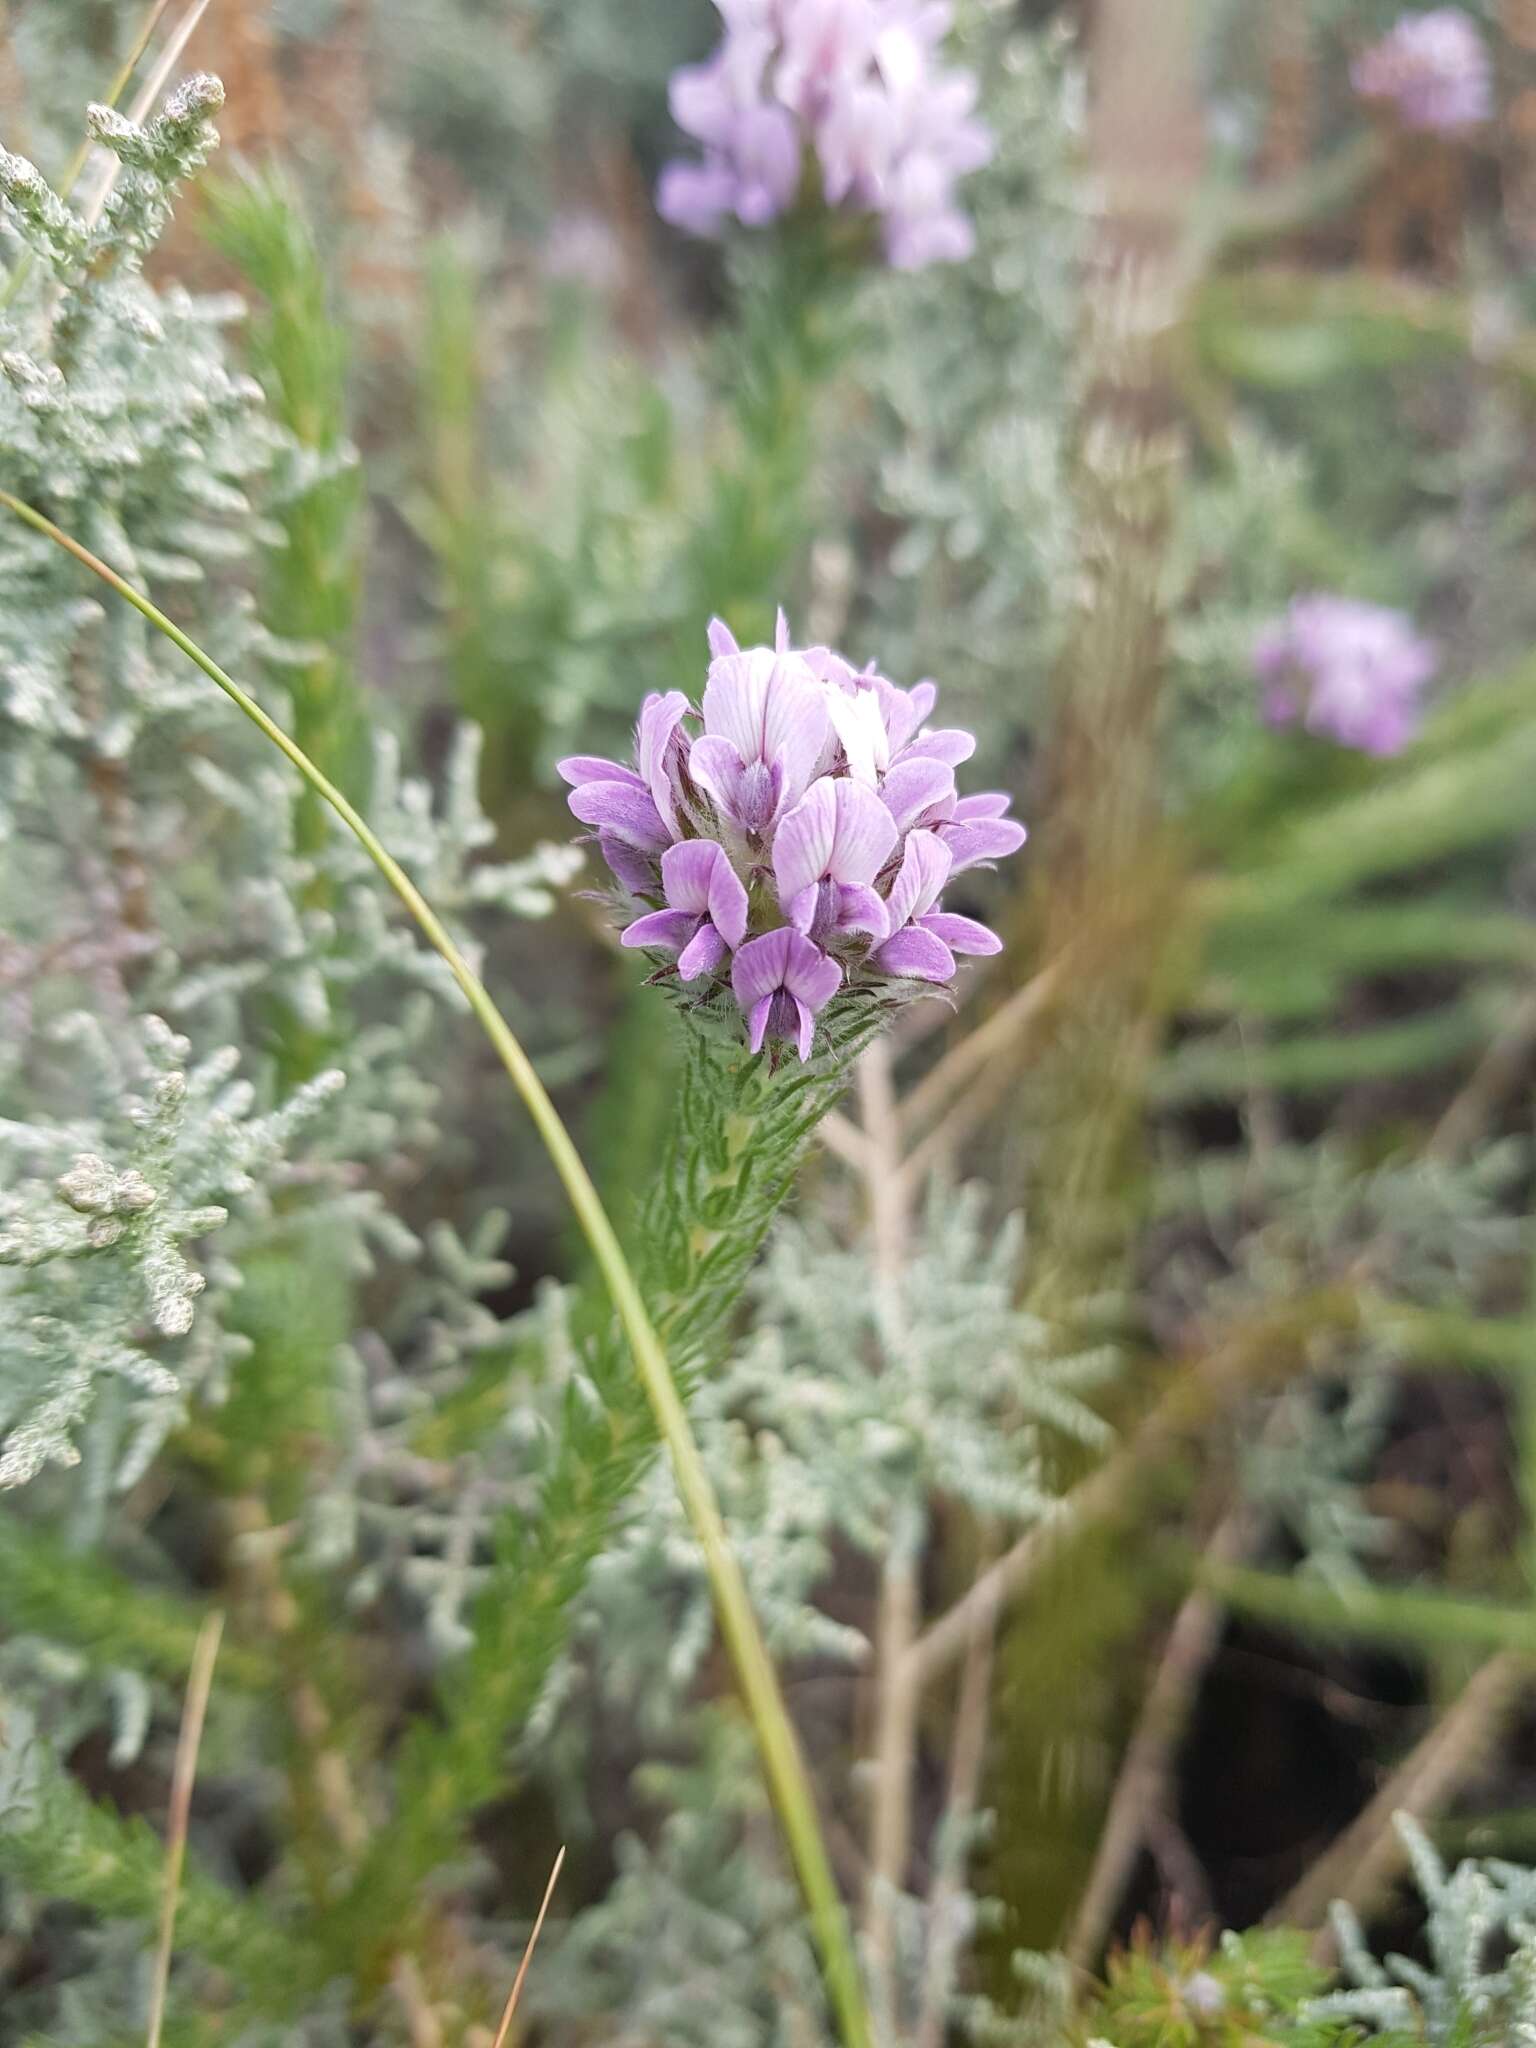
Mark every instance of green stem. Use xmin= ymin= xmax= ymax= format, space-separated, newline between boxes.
xmin=1 ymin=487 xmax=873 ymax=2048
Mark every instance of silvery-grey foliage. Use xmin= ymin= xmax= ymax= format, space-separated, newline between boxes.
xmin=1308 ymin=1817 xmax=1536 ymax=2040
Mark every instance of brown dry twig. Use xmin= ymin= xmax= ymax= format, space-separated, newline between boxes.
xmin=146 ymin=1610 xmax=224 ymax=2048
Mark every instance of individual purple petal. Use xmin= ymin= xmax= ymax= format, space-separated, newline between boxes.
xmin=884 ymin=828 xmax=953 ymax=932
xmin=938 ymin=815 xmax=1027 ymax=873
xmin=621 ymin=908 xmax=700 ymax=954
xmin=771 ymin=779 xmax=836 ymax=903
xmin=901 ymin=728 xmax=975 ymax=768
xmin=950 ymin=792 xmax=1011 ymax=821
xmin=822 ymin=677 xmax=890 ymax=784
xmin=872 ymin=925 xmax=955 ymax=981
xmin=773 ymin=776 xmax=897 ymax=906
xmin=660 ymin=838 xmax=725 ymax=914
xmin=637 ymin=690 xmax=692 ymax=839
xmin=782 ymin=929 xmax=844 ymax=1009
xmin=569 ymin=778 xmax=671 ymax=850
xmin=707 ymin=616 xmax=740 ymax=660
xmin=880 ymin=755 xmax=956 ymax=833
xmin=920 ymin=911 xmax=1001 ymax=955
xmin=652 ymin=842 xmax=749 ymax=957
xmin=678 ymin=922 xmax=729 ymax=981
xmin=733 ymin=926 xmax=796 ymax=1009
xmin=709 ymin=862 xmax=749 ymax=949
xmin=688 ymin=734 xmax=751 ymax=825
xmin=835 ymin=883 xmax=890 ymax=942
xmin=596 ymin=832 xmax=659 ymax=896
xmin=558 ymin=753 xmax=644 ymax=790
xmin=656 ymin=158 xmax=739 ymax=236
xmin=732 ymin=929 xmax=841 ymax=1059
xmin=785 ymin=884 xmax=820 ymax=935
xmin=791 ymin=995 xmax=816 ymax=1062
xmin=732 ymin=102 xmax=802 ymax=222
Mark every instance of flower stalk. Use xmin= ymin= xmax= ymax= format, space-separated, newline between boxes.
xmin=0 ymin=486 xmax=874 ymax=2048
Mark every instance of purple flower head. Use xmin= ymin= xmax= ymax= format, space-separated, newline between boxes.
xmin=559 ymin=609 xmax=1023 ymax=1061
xmin=1352 ymin=10 xmax=1492 ymax=134
xmin=733 ymin=926 xmax=844 ymax=1060
xmin=1255 ymin=595 xmax=1438 ymax=757
xmin=622 ymin=839 xmax=750 ymax=980
xmin=655 ymin=0 xmax=991 ymax=272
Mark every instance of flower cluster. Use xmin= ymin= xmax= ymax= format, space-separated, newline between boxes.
xmin=1254 ymin=595 xmax=1438 ymax=757
xmin=1352 ymin=9 xmax=1492 ymax=134
xmin=656 ymin=0 xmax=992 ymax=271
xmin=559 ymin=616 xmax=1024 ymax=1060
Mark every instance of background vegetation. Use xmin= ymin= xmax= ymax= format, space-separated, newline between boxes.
xmin=4 ymin=2 xmax=1536 ymax=2043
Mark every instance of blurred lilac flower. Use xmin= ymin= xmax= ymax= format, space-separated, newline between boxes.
xmin=1254 ymin=595 xmax=1438 ymax=756
xmin=559 ymin=611 xmax=1024 ymax=1060
xmin=655 ymin=0 xmax=991 ymax=270
xmin=1352 ymin=9 xmax=1492 ymax=134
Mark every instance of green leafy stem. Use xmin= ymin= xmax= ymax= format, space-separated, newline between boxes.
xmin=0 ymin=487 xmax=873 ymax=2048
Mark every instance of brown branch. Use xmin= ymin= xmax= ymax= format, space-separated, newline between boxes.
xmin=1064 ymin=1515 xmax=1248 ymax=1971
xmin=914 ymin=1578 xmax=999 ymax=2048
xmin=904 ymin=1289 xmax=1361 ymax=1693
xmin=1269 ymin=1652 xmax=1526 ymax=1953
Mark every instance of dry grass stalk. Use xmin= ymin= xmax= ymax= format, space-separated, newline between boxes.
xmin=146 ymin=1610 xmax=225 ymax=2048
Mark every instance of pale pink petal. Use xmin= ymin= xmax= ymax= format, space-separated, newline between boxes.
xmin=688 ymin=734 xmax=748 ymax=820
xmin=940 ymin=817 xmax=1027 ymax=873
xmin=792 ymin=995 xmax=816 ymax=1062
xmin=707 ymin=616 xmax=739 ymax=659
xmin=836 ymin=883 xmax=890 ymax=942
xmin=597 ymin=833 xmax=658 ymax=895
xmin=782 ymin=930 xmax=843 ymax=1009
xmin=637 ymin=690 xmax=691 ymax=838
xmin=828 ymin=777 xmax=899 ymax=885
xmin=950 ymin=792 xmax=1011 ymax=821
xmin=920 ymin=912 xmax=1001 ymax=955
xmin=773 ymin=779 xmax=838 ymax=906
xmin=775 ymin=606 xmax=790 ymax=652
xmin=660 ymin=839 xmax=723 ymax=914
xmin=902 ymin=728 xmax=975 ymax=768
xmin=569 ymin=779 xmax=670 ymax=850
xmin=880 ymin=757 xmax=956 ymax=834
xmin=873 ymin=926 xmax=955 ymax=982
xmin=732 ymin=927 xmax=795 ymax=1010
xmin=621 ymin=908 xmax=699 ymax=954
xmin=823 ymin=681 xmax=889 ymax=784
xmin=558 ymin=754 xmax=643 ymax=789
xmin=705 ymin=847 xmax=750 ymax=948
xmin=874 ymin=676 xmax=934 ymax=754
xmin=747 ymin=993 xmax=774 ymax=1054
xmin=678 ymin=922 xmax=729 ymax=981
xmin=702 ymin=647 xmax=779 ymax=759
xmin=762 ymin=656 xmax=834 ymax=804
xmin=785 ymin=883 xmax=820 ymax=934
xmin=884 ymin=829 xmax=953 ymax=931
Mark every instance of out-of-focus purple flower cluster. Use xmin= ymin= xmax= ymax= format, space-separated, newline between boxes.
xmin=559 ymin=615 xmax=1024 ymax=1061
xmin=1352 ymin=9 xmax=1492 ymax=134
xmin=1254 ymin=595 xmax=1438 ymax=757
xmin=656 ymin=0 xmax=992 ymax=270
